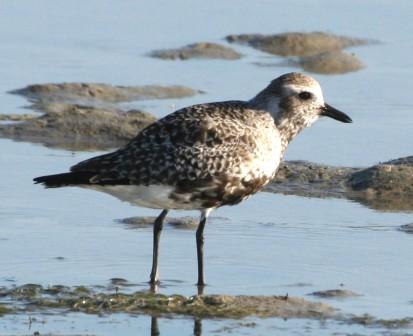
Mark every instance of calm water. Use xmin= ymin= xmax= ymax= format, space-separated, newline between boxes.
xmin=1 ymin=1 xmax=413 ymax=335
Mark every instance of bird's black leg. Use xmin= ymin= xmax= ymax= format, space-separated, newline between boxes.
xmin=196 ymin=209 xmax=210 ymax=288
xmin=149 ymin=209 xmax=168 ymax=285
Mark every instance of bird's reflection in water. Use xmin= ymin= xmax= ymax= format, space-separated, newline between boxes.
xmin=150 ymin=283 xmax=205 ymax=295
xmin=150 ymin=316 xmax=203 ymax=336
xmin=149 ymin=284 xmax=204 ymax=336
xmin=151 ymin=316 xmax=160 ymax=336
xmin=193 ymin=318 xmax=202 ymax=336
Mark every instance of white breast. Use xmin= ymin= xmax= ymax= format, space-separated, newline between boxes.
xmin=88 ymin=184 xmax=202 ymax=210
xmin=242 ymin=124 xmax=282 ymax=182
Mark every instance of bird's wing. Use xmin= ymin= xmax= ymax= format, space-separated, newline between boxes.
xmin=71 ymin=101 xmax=275 ymax=187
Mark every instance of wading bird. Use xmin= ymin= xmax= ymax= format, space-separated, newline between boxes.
xmin=34 ymin=73 xmax=352 ymax=288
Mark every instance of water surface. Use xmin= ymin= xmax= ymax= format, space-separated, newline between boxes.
xmin=1 ymin=1 xmax=413 ymax=335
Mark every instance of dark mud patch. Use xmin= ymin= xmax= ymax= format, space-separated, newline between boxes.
xmin=0 ymin=103 xmax=156 ymax=151
xmin=309 ymin=289 xmax=361 ymax=298
xmin=349 ymin=163 xmax=413 ymax=195
xmin=267 ymin=157 xmax=413 ymax=212
xmin=212 ymin=321 xmax=258 ymax=334
xmin=10 ymin=82 xmax=200 ymax=105
xmin=1 ymin=284 xmax=335 ymax=319
xmin=120 ymin=216 xmax=198 ymax=230
xmin=225 ymin=32 xmax=372 ymax=57
xmin=268 ymin=160 xmax=355 ymax=199
xmin=108 ymin=278 xmax=140 ymax=288
xmin=348 ymin=159 xmax=413 ymax=212
xmin=149 ymin=42 xmax=242 ymax=60
xmin=399 ymin=223 xmax=413 ymax=234
xmin=284 ymin=282 xmax=313 ymax=288
xmin=349 ymin=314 xmax=413 ymax=329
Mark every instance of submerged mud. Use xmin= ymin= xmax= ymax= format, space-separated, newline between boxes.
xmin=297 ymin=50 xmax=364 ymax=74
xmin=309 ymin=289 xmax=361 ymax=298
xmin=253 ymin=50 xmax=364 ymax=74
xmin=149 ymin=42 xmax=242 ymax=60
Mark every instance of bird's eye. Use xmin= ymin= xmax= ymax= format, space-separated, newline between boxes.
xmin=298 ymin=91 xmax=312 ymax=100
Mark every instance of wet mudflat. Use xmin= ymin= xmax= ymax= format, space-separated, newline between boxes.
xmin=2 ymin=1 xmax=413 ymax=335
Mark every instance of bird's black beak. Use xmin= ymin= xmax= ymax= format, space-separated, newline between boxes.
xmin=320 ymin=104 xmax=352 ymax=123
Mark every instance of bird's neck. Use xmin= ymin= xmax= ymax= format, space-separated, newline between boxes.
xmin=249 ymin=93 xmax=308 ymax=154
xmin=277 ymin=117 xmax=307 ymax=154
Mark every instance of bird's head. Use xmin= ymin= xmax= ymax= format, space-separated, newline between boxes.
xmin=250 ymin=72 xmax=352 ymax=131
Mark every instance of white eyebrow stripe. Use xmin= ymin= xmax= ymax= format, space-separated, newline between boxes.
xmin=283 ymin=84 xmax=324 ymax=103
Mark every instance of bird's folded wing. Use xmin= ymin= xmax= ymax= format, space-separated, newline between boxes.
xmin=70 ymin=101 xmax=265 ymax=186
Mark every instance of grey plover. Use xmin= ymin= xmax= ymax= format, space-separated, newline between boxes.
xmin=34 ymin=72 xmax=352 ymax=287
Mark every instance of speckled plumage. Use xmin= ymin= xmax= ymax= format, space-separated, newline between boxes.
xmin=71 ymin=100 xmax=281 ymax=209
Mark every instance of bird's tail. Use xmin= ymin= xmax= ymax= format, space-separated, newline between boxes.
xmin=33 ymin=171 xmax=95 ymax=188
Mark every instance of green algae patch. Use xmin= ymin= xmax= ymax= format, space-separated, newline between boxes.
xmin=1 ymin=284 xmax=335 ymax=319
xmin=0 ymin=304 xmax=13 ymax=316
xmin=5 ymin=283 xmax=43 ymax=299
xmin=73 ymin=286 xmax=92 ymax=294
xmin=3 ymin=284 xmax=413 ymax=330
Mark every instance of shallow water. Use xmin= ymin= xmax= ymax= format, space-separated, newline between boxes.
xmin=1 ymin=1 xmax=413 ymax=335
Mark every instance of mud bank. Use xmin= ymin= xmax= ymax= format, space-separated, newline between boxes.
xmin=0 ymin=103 xmax=156 ymax=151
xmin=10 ymin=82 xmax=200 ymax=104
xmin=1 ymin=82 xmax=201 ymax=150
xmin=268 ymin=157 xmax=413 ymax=212
xmin=1 ymin=284 xmax=334 ymax=319
xmin=225 ymin=32 xmax=371 ymax=57
xmin=2 ymin=284 xmax=412 ymax=330
xmin=226 ymin=31 xmax=372 ymax=74
xmin=149 ymin=42 xmax=242 ymax=60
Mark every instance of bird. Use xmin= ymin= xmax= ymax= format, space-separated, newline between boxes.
xmin=34 ymin=72 xmax=352 ymax=288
